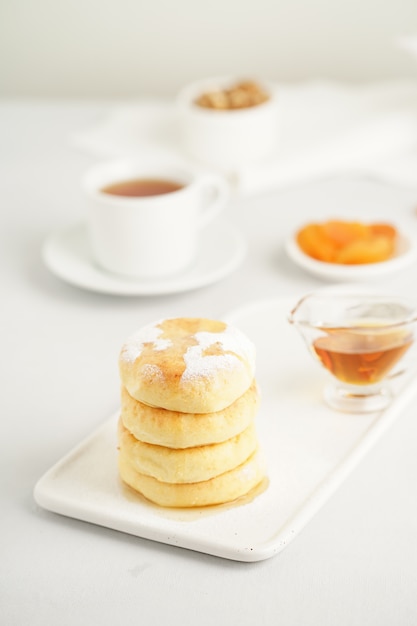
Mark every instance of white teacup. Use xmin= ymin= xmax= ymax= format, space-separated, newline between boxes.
xmin=84 ymin=159 xmax=230 ymax=278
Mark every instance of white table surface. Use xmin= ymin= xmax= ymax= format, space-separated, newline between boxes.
xmin=2 ymin=99 xmax=417 ymax=626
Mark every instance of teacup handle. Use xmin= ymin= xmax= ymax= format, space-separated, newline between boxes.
xmin=196 ymin=174 xmax=230 ymax=228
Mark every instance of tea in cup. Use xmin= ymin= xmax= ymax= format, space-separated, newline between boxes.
xmin=288 ymin=292 xmax=417 ymax=412
xmin=84 ymin=159 xmax=230 ymax=278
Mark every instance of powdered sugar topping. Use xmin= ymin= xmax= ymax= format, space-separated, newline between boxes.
xmin=120 ymin=320 xmax=172 ymax=363
xmin=141 ymin=363 xmax=165 ymax=382
xmin=181 ymin=324 xmax=255 ymax=383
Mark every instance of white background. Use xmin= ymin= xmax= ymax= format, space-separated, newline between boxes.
xmin=3 ymin=3 xmax=417 ymax=624
xmin=2 ymin=100 xmax=417 ymax=625
xmin=1 ymin=0 xmax=417 ymax=97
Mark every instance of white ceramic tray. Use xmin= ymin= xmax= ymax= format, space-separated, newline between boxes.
xmin=34 ymin=297 xmax=417 ymax=562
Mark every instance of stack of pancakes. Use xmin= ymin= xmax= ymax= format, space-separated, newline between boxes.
xmin=118 ymin=317 xmax=265 ymax=508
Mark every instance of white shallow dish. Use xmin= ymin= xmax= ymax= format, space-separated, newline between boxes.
xmin=285 ymin=221 xmax=417 ymax=282
xmin=42 ymin=220 xmax=246 ymax=296
xmin=34 ymin=297 xmax=417 ymax=562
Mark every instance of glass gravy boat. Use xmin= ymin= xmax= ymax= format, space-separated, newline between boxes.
xmin=288 ymin=292 xmax=417 ymax=412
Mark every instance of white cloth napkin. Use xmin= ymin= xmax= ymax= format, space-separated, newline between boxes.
xmin=71 ymin=81 xmax=417 ymax=195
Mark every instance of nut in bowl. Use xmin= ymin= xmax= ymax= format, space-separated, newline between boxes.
xmin=285 ymin=218 xmax=417 ymax=282
xmin=289 ymin=292 xmax=417 ymax=413
xmin=177 ymin=76 xmax=279 ymax=170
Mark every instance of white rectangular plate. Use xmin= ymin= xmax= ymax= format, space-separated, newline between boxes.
xmin=34 ymin=297 xmax=417 ymax=562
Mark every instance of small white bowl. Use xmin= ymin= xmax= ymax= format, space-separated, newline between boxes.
xmin=285 ymin=223 xmax=417 ymax=282
xmin=176 ymin=76 xmax=279 ymax=171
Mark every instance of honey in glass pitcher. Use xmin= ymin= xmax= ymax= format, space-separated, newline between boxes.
xmin=312 ymin=326 xmax=413 ymax=386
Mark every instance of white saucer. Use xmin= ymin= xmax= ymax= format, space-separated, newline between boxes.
xmin=42 ymin=220 xmax=246 ymax=296
xmin=285 ymin=219 xmax=417 ymax=282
